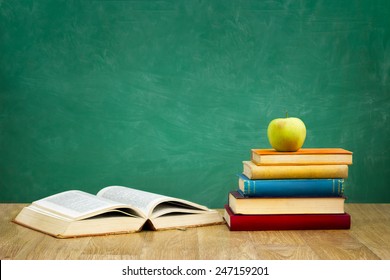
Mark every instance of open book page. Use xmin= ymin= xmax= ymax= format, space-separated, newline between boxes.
xmin=150 ymin=204 xmax=208 ymax=219
xmin=27 ymin=204 xmax=75 ymax=221
xmin=32 ymin=190 xmax=141 ymax=220
xmin=96 ymin=186 xmax=209 ymax=218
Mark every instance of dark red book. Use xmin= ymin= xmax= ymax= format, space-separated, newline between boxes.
xmin=223 ymin=205 xmax=351 ymax=231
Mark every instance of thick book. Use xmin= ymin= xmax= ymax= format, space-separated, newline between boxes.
xmin=251 ymin=148 xmax=353 ymax=166
xmin=238 ymin=174 xmax=344 ymax=197
xmin=13 ymin=186 xmax=224 ymax=238
xmin=228 ymin=191 xmax=346 ymax=215
xmin=243 ymin=161 xmax=349 ymax=179
xmin=223 ymin=205 xmax=351 ymax=231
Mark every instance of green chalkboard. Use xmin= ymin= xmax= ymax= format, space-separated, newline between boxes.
xmin=1 ymin=0 xmax=389 ymax=207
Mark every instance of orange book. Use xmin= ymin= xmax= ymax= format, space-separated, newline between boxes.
xmin=251 ymin=148 xmax=353 ymax=166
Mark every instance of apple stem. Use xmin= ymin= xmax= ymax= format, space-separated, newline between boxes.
xmin=286 ymin=111 xmax=288 ymax=118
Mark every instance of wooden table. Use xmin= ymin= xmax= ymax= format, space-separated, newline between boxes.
xmin=1 ymin=203 xmax=390 ymax=260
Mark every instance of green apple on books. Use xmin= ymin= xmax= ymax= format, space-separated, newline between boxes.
xmin=223 ymin=114 xmax=353 ymax=231
xmin=267 ymin=114 xmax=306 ymax=152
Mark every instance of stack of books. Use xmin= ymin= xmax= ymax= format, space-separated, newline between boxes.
xmin=224 ymin=148 xmax=353 ymax=231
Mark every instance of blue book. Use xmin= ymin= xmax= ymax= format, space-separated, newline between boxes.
xmin=238 ymin=174 xmax=344 ymax=197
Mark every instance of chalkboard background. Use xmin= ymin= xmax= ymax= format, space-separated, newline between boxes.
xmin=1 ymin=0 xmax=389 ymax=207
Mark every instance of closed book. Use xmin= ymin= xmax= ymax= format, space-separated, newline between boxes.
xmin=251 ymin=148 xmax=353 ymax=166
xmin=238 ymin=174 xmax=344 ymax=197
xmin=223 ymin=205 xmax=351 ymax=231
xmin=228 ymin=191 xmax=346 ymax=215
xmin=243 ymin=161 xmax=348 ymax=179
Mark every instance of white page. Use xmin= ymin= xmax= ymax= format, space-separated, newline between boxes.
xmin=97 ymin=186 xmax=209 ymax=218
xmin=32 ymin=190 xmax=131 ymax=220
xmin=150 ymin=204 xmax=207 ymax=219
xmin=97 ymin=186 xmax=166 ymax=217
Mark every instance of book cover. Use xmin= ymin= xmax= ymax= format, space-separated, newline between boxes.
xmin=251 ymin=148 xmax=353 ymax=166
xmin=223 ymin=205 xmax=351 ymax=231
xmin=238 ymin=174 xmax=344 ymax=197
xmin=243 ymin=161 xmax=349 ymax=179
xmin=228 ymin=191 xmax=346 ymax=215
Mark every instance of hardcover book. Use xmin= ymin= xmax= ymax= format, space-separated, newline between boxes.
xmin=228 ymin=191 xmax=346 ymax=215
xmin=251 ymin=148 xmax=353 ymax=166
xmin=243 ymin=161 xmax=349 ymax=179
xmin=238 ymin=174 xmax=344 ymax=197
xmin=13 ymin=186 xmax=224 ymax=238
xmin=223 ymin=205 xmax=351 ymax=231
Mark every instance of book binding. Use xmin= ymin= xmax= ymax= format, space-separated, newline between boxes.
xmin=224 ymin=205 xmax=351 ymax=231
xmin=238 ymin=174 xmax=344 ymax=197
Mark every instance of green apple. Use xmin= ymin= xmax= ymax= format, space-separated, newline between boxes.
xmin=267 ymin=116 xmax=306 ymax=152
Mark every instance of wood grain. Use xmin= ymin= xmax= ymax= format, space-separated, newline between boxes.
xmin=1 ymin=203 xmax=390 ymax=260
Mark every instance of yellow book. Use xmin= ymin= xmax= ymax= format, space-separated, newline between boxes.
xmin=243 ymin=161 xmax=349 ymax=179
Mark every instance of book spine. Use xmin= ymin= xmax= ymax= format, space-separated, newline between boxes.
xmin=250 ymin=148 xmax=353 ymax=166
xmin=243 ymin=161 xmax=349 ymax=179
xmin=229 ymin=192 xmax=346 ymax=215
xmin=239 ymin=175 xmax=344 ymax=197
xmin=224 ymin=205 xmax=351 ymax=231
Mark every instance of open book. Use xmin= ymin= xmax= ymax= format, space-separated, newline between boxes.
xmin=13 ymin=186 xmax=224 ymax=238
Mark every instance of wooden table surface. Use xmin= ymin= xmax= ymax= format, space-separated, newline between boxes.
xmin=1 ymin=203 xmax=390 ymax=260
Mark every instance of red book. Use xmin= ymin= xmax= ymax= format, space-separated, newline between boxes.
xmin=223 ymin=205 xmax=351 ymax=231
